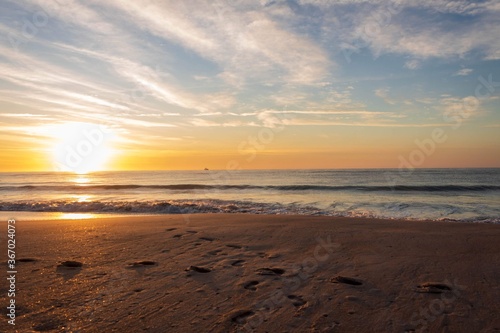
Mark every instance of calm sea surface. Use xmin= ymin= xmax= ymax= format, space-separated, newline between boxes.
xmin=0 ymin=169 xmax=499 ymax=222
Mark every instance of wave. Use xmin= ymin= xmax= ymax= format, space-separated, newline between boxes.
xmin=1 ymin=184 xmax=499 ymax=192
xmin=0 ymin=199 xmax=323 ymax=215
xmin=1 ymin=199 xmax=499 ymax=223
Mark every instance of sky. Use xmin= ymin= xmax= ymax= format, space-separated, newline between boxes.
xmin=0 ymin=0 xmax=499 ymax=172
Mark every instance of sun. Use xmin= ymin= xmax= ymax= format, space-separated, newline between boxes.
xmin=50 ymin=122 xmax=116 ymax=174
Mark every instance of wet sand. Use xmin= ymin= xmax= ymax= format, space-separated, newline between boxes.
xmin=2 ymin=214 xmax=500 ymax=332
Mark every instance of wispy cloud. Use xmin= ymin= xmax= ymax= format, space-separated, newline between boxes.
xmin=374 ymin=88 xmax=396 ymax=105
xmin=276 ymin=119 xmax=454 ymax=128
xmin=325 ymin=0 xmax=500 ymax=61
xmin=404 ymin=60 xmax=421 ymax=70
xmin=98 ymin=0 xmax=331 ymax=86
xmin=438 ymin=96 xmax=481 ymax=118
xmin=454 ymin=68 xmax=474 ymax=76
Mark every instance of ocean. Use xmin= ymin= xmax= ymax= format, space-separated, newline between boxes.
xmin=0 ymin=169 xmax=499 ymax=223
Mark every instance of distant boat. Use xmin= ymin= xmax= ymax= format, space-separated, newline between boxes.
xmin=204 ymin=167 xmax=209 ymax=171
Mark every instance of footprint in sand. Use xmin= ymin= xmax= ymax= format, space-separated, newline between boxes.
xmin=257 ymin=267 xmax=285 ymax=276
xmin=18 ymin=258 xmax=38 ymax=263
xmin=243 ymin=281 xmax=259 ymax=291
xmin=331 ymin=275 xmax=363 ymax=286
xmin=230 ymin=310 xmax=255 ymax=324
xmin=231 ymin=259 xmax=245 ymax=266
xmin=186 ymin=230 xmax=198 ymax=234
xmin=128 ymin=260 xmax=158 ymax=268
xmin=207 ymin=249 xmax=223 ymax=255
xmin=287 ymin=295 xmax=307 ymax=307
xmin=185 ymin=265 xmax=211 ymax=273
xmin=57 ymin=261 xmax=83 ymax=280
xmin=172 ymin=234 xmax=183 ymax=238
xmin=416 ymin=282 xmax=452 ymax=294
xmin=32 ymin=317 xmax=65 ymax=331
xmin=199 ymin=237 xmax=215 ymax=242
xmin=226 ymin=244 xmax=242 ymax=249
xmin=165 ymin=228 xmax=177 ymax=232
xmin=58 ymin=260 xmax=83 ymax=268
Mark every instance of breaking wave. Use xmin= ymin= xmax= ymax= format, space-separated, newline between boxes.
xmin=1 ymin=184 xmax=499 ymax=192
xmin=1 ymin=199 xmax=498 ymax=223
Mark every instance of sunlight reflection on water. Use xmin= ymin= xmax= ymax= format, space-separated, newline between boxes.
xmin=56 ymin=213 xmax=97 ymax=220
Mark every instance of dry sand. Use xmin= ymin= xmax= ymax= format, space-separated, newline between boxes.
xmin=2 ymin=214 xmax=500 ymax=332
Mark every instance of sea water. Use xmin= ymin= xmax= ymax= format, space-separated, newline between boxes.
xmin=0 ymin=169 xmax=499 ymax=222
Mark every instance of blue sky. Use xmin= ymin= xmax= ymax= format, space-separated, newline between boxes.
xmin=0 ymin=0 xmax=499 ymax=170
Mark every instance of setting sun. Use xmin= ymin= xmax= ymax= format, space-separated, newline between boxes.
xmin=50 ymin=122 xmax=115 ymax=174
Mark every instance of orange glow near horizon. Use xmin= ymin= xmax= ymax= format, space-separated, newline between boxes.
xmin=1 ymin=146 xmax=499 ymax=172
xmin=1 ymin=149 xmax=499 ymax=172
xmin=0 ymin=123 xmax=498 ymax=172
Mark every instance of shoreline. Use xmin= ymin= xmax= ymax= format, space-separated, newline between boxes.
xmin=2 ymin=214 xmax=500 ymax=332
xmin=2 ymin=210 xmax=499 ymax=224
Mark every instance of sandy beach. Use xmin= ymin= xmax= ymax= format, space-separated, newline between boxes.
xmin=2 ymin=214 xmax=500 ymax=332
